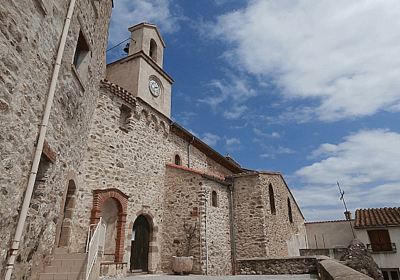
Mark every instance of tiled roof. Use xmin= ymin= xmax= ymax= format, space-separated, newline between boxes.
xmin=354 ymin=207 xmax=400 ymax=228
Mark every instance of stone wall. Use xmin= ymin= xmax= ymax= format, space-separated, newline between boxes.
xmin=318 ymin=259 xmax=374 ymax=280
xmin=73 ymin=85 xmax=236 ymax=274
xmin=168 ymin=133 xmax=233 ymax=178
xmin=201 ymin=176 xmax=232 ymax=275
xmin=233 ymin=175 xmax=267 ymax=258
xmin=162 ymin=166 xmax=232 ymax=275
xmin=237 ymin=257 xmax=318 ymax=275
xmin=233 ymin=173 xmax=306 ymax=259
xmin=0 ymin=0 xmax=112 ymax=278
xmin=73 ymin=88 xmax=171 ymax=272
xmin=300 ymin=248 xmax=348 ymax=260
xmin=162 ymin=167 xmax=203 ymax=273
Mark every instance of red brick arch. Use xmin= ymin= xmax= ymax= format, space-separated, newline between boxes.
xmin=90 ymin=188 xmax=129 ymax=262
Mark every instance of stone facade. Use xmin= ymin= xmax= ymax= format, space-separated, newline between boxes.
xmin=233 ymin=173 xmax=306 ymax=260
xmin=0 ymin=0 xmax=112 ymax=278
xmin=1 ymin=2 xmax=308 ymax=279
xmin=237 ymin=257 xmax=318 ymax=275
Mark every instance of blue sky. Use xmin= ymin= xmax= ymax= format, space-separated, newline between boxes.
xmin=107 ymin=0 xmax=400 ymax=221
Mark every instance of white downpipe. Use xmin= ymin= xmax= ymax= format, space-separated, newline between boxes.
xmin=4 ymin=1 xmax=76 ymax=279
xmin=204 ymin=190 xmax=209 ymax=275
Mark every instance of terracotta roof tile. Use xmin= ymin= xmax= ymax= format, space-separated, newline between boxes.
xmin=354 ymin=207 xmax=400 ymax=228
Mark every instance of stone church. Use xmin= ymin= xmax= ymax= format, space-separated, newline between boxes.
xmin=0 ymin=1 xmax=306 ymax=279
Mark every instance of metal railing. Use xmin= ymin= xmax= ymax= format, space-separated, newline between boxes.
xmin=366 ymin=242 xmax=396 ymax=253
xmin=85 ymin=218 xmax=106 ymax=280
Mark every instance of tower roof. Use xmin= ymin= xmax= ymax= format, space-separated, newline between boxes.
xmin=128 ymin=22 xmax=166 ymax=48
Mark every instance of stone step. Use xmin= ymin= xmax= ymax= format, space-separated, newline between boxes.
xmin=54 ymin=247 xmax=69 ymax=255
xmin=51 ymin=258 xmax=86 ymax=268
xmin=45 ymin=263 xmax=86 ymax=273
xmin=53 ymin=253 xmax=87 ymax=260
xmin=39 ymin=272 xmax=83 ymax=280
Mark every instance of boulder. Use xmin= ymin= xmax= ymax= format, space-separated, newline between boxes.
xmin=340 ymin=239 xmax=383 ymax=280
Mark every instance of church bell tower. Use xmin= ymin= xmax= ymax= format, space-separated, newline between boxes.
xmin=106 ymin=22 xmax=173 ymax=118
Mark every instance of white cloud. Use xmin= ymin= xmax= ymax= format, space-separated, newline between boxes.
xmin=296 ymin=129 xmax=400 ymax=186
xmin=293 ymin=129 xmax=400 ymax=220
xmin=260 ymin=146 xmax=294 ymax=159
xmin=201 ymin=132 xmax=220 ymax=147
xmin=253 ymin=128 xmax=281 ymax=139
xmin=223 ymin=105 xmax=247 ymax=120
xmin=199 ymin=75 xmax=257 ymax=120
xmin=225 ymin=137 xmax=241 ymax=153
xmin=109 ymin=0 xmax=182 ymax=45
xmin=226 ymin=137 xmax=241 ymax=146
xmin=175 ymin=111 xmax=197 ymax=126
xmin=212 ymin=0 xmax=400 ymax=121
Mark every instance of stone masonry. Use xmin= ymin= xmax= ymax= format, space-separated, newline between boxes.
xmin=1 ymin=2 xmax=308 ymax=279
xmin=233 ymin=173 xmax=306 ymax=259
xmin=0 ymin=0 xmax=112 ymax=279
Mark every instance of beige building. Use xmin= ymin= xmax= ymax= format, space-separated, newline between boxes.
xmin=0 ymin=2 xmax=305 ymax=279
xmin=302 ymin=208 xmax=400 ymax=279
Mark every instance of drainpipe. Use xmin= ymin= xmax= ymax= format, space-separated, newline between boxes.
xmin=4 ymin=1 xmax=76 ymax=279
xmin=187 ymin=137 xmax=194 ymax=168
xmin=204 ymin=189 xmax=209 ymax=275
xmin=228 ymin=180 xmax=237 ymax=274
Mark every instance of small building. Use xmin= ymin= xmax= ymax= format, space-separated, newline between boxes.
xmin=354 ymin=207 xmax=400 ymax=280
xmin=301 ymin=207 xmax=400 ymax=280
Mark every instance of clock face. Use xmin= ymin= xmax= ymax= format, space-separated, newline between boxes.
xmin=149 ymin=79 xmax=161 ymax=97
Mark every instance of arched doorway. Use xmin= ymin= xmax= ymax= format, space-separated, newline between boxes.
xmin=58 ymin=180 xmax=76 ymax=247
xmin=130 ymin=215 xmax=151 ymax=272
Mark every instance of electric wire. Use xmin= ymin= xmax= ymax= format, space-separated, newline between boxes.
xmin=106 ymin=37 xmax=131 ymax=52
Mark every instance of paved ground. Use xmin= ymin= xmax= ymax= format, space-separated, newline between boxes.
xmin=107 ymin=274 xmax=318 ymax=280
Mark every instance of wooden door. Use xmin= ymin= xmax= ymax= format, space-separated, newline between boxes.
xmin=130 ymin=215 xmax=150 ymax=271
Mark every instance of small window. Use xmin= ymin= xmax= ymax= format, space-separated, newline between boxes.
xmin=149 ymin=39 xmax=157 ymax=61
xmin=287 ymin=198 xmax=293 ymax=223
xmin=269 ymin=184 xmax=276 ymax=215
xmin=174 ymin=154 xmax=181 ymax=165
xmin=368 ymin=229 xmax=393 ymax=252
xmin=73 ymin=31 xmax=90 ymax=79
xmin=119 ymin=105 xmax=132 ymax=131
xmin=211 ymin=191 xmax=218 ymax=207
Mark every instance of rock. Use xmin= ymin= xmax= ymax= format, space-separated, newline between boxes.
xmin=340 ymin=239 xmax=383 ymax=280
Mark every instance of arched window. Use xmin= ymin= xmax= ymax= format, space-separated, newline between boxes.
xmin=174 ymin=154 xmax=181 ymax=165
xmin=211 ymin=191 xmax=218 ymax=207
xmin=287 ymin=198 xmax=293 ymax=223
xmin=269 ymin=184 xmax=276 ymax=215
xmin=149 ymin=39 xmax=157 ymax=61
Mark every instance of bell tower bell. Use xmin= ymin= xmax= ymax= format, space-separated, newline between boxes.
xmin=106 ymin=22 xmax=173 ymax=118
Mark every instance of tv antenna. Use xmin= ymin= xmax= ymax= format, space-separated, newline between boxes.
xmin=337 ymin=181 xmax=356 ymax=238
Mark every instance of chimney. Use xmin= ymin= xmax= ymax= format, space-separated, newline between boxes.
xmin=344 ymin=211 xmax=352 ymax=220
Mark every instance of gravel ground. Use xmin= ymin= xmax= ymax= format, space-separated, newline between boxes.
xmin=105 ymin=274 xmax=318 ymax=280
